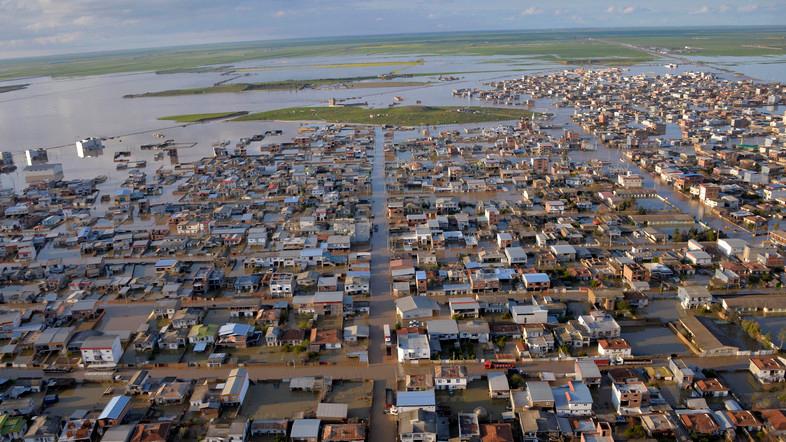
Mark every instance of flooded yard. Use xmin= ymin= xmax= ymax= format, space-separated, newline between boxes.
xmin=719 ymin=371 xmax=786 ymax=409
xmin=436 ymin=379 xmax=509 ymax=421
xmin=621 ymin=326 xmax=688 ymax=356
xmin=641 ymin=299 xmax=681 ymax=323
xmin=748 ymin=316 xmax=786 ymax=350
xmin=240 ymin=381 xmax=319 ymax=419
xmin=323 ymin=380 xmax=374 ymax=420
xmin=697 ymin=316 xmax=765 ymax=351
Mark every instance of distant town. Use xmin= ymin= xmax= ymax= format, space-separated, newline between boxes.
xmin=2 ymin=51 xmax=786 ymax=442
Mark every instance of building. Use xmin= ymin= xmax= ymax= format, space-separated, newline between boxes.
xmin=510 ymin=304 xmax=548 ymax=325
xmin=577 ymin=311 xmax=620 ymax=339
xmin=552 ymin=381 xmax=593 ymax=417
xmin=221 ymin=368 xmax=249 ymax=406
xmin=75 ymin=137 xmax=104 ymax=158
xmin=749 ymin=356 xmax=786 ymax=384
xmin=487 ymin=372 xmax=510 ymax=399
xmin=611 ymin=381 xmax=650 ymax=415
xmin=396 ymin=296 xmax=439 ymax=319
xmin=434 ymin=365 xmax=467 ymax=390
xmin=397 ymin=330 xmax=431 ymax=362
xmin=80 ymin=335 xmax=123 ymax=368
xmin=597 ymin=338 xmax=632 ymax=360
xmin=521 ymin=273 xmax=550 ymax=291
xmin=678 ymin=286 xmax=712 ymax=310
xmin=97 ymin=395 xmax=131 ymax=427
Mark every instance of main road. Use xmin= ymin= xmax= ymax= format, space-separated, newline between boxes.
xmin=366 ymin=127 xmax=398 ymax=441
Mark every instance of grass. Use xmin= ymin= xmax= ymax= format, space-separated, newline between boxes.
xmin=2 ymin=28 xmax=785 ymax=81
xmin=158 ymin=111 xmax=247 ymax=123
xmin=125 ymin=76 xmax=431 ymax=97
xmin=232 ymin=105 xmax=534 ymax=126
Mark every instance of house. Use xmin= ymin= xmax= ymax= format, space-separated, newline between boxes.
xmin=269 ymin=272 xmax=296 ymax=297
xmin=24 ymin=415 xmax=60 ymax=442
xmin=321 ymin=424 xmax=366 ymax=442
xmin=220 ymin=368 xmax=249 ymax=407
xmin=58 ymin=419 xmax=97 ymax=442
xmin=80 ymin=335 xmax=123 ymax=368
xmin=125 ymin=370 xmax=150 ymax=395
xmin=309 ymin=328 xmax=342 ymax=351
xmin=480 ymin=423 xmax=515 ymax=442
xmin=218 ymin=323 xmax=256 ymax=348
xmin=504 ymin=247 xmax=527 ymax=265
xmin=0 ymin=415 xmax=27 ymax=441
xmin=577 ymin=311 xmax=620 ymax=339
xmin=669 ymin=358 xmax=695 ymax=388
xmin=553 ymin=381 xmax=593 ymax=417
xmin=611 ymin=381 xmax=650 ymax=415
xmin=171 ymin=308 xmax=204 ymax=329
xmin=188 ymin=324 xmax=218 ymax=345
xmin=597 ymin=338 xmax=632 ymax=360
xmin=523 ymin=381 xmax=555 ymax=409
xmin=521 ymin=273 xmax=550 ymax=291
xmin=290 ymin=419 xmax=321 ymax=442
xmin=458 ymin=320 xmax=490 ymax=343
xmin=717 ymin=238 xmax=747 ymax=257
xmin=152 ymin=381 xmax=191 ymax=405
xmin=550 ymin=244 xmax=576 ymax=262
xmin=398 ymin=409 xmax=437 ymax=442
xmin=97 ymin=395 xmax=131 ymax=427
xmin=487 ymin=372 xmax=510 ymax=399
xmin=249 ymin=420 xmax=288 ymax=438
xmin=397 ymin=329 xmax=431 ymax=362
xmin=204 ymin=420 xmax=249 ymax=442
xmin=396 ymin=296 xmax=439 ymax=320
xmin=449 ymin=298 xmax=480 ymax=318
xmin=434 ymin=365 xmax=467 ymax=390
xmin=694 ymin=378 xmax=729 ymax=397
xmin=678 ymin=412 xmax=720 ymax=436
xmin=128 ymin=422 xmax=171 ymax=442
xmin=749 ymin=356 xmax=786 ymax=384
xmin=510 ymin=304 xmax=548 ymax=325
xmin=396 ymin=390 xmax=437 ymax=414
xmin=761 ymin=409 xmax=786 ymax=439
xmin=678 ymin=286 xmax=712 ymax=310
xmin=574 ymin=359 xmax=602 ymax=387
xmin=316 ymin=403 xmax=348 ymax=422
xmin=426 ymin=319 xmax=459 ymax=341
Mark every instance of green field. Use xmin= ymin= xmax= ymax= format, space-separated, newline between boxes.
xmin=158 ymin=111 xmax=248 ymax=123
xmin=2 ymin=27 xmax=784 ymax=81
xmin=124 ymin=76 xmax=429 ymax=98
xmin=607 ymin=31 xmax=786 ymax=56
xmin=230 ymin=105 xmax=534 ymax=126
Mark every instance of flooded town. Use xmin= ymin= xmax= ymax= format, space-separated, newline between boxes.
xmin=1 ymin=9 xmax=786 ymax=442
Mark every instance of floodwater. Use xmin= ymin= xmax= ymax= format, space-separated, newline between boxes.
xmin=621 ymin=326 xmax=688 ymax=356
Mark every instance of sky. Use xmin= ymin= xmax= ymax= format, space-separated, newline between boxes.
xmin=0 ymin=0 xmax=784 ymax=59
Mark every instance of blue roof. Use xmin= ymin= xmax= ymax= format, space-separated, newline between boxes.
xmin=98 ymin=395 xmax=131 ymax=420
xmin=522 ymin=273 xmax=550 ymax=283
xmin=397 ymin=390 xmax=436 ymax=407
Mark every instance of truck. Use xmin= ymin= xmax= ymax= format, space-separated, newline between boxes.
xmin=484 ymin=355 xmax=516 ymax=369
xmin=383 ymin=324 xmax=392 ymax=347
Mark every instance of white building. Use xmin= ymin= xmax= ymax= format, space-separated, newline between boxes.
xmin=678 ymin=286 xmax=712 ymax=310
xmin=577 ymin=311 xmax=620 ymax=339
xmin=553 ymin=381 xmax=593 ymax=417
xmin=397 ymin=332 xmax=431 ymax=362
xmin=434 ymin=365 xmax=467 ymax=390
xmin=80 ymin=335 xmax=123 ymax=368
xmin=221 ymin=368 xmax=250 ymax=406
xmin=510 ymin=304 xmax=548 ymax=325
xmin=749 ymin=357 xmax=786 ymax=384
xmin=76 ymin=137 xmax=104 ymax=158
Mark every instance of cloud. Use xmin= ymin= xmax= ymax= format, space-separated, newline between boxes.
xmin=622 ymin=5 xmax=636 ymax=14
xmin=690 ymin=5 xmax=710 ymax=14
xmin=606 ymin=5 xmax=637 ymax=14
xmin=738 ymin=3 xmax=759 ymax=13
xmin=521 ymin=7 xmax=544 ymax=16
xmin=273 ymin=10 xmax=287 ymax=18
xmin=718 ymin=4 xmax=731 ymax=12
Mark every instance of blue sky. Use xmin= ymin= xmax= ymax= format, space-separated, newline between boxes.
xmin=0 ymin=0 xmax=783 ymax=59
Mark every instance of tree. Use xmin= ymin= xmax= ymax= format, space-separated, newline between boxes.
xmin=623 ymin=424 xmax=647 ymax=439
xmin=779 ymin=328 xmax=786 ymax=350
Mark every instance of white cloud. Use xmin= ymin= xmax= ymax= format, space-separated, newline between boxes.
xmin=622 ymin=5 xmax=636 ymax=14
xmin=521 ymin=7 xmax=544 ymax=16
xmin=273 ymin=10 xmax=286 ymax=18
xmin=718 ymin=4 xmax=731 ymax=12
xmin=738 ymin=3 xmax=759 ymax=13
xmin=690 ymin=5 xmax=710 ymax=14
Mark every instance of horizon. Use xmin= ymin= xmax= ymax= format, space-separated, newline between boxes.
xmin=0 ymin=0 xmax=784 ymax=59
xmin=1 ymin=24 xmax=785 ymax=64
